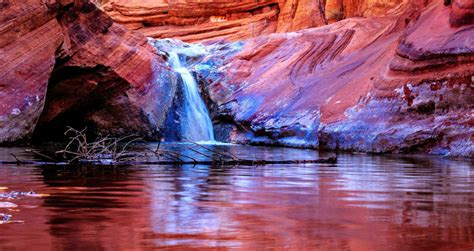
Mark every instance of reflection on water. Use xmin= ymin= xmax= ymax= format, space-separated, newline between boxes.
xmin=0 ymin=145 xmax=473 ymax=250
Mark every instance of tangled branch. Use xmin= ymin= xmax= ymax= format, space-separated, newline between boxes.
xmin=56 ymin=127 xmax=141 ymax=163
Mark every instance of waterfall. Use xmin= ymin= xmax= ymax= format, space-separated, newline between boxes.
xmin=162 ymin=41 xmax=215 ymax=142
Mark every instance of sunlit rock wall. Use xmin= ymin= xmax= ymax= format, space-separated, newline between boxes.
xmin=102 ymin=0 xmax=424 ymax=42
xmin=102 ymin=0 xmax=321 ymax=42
xmin=325 ymin=0 xmax=408 ymax=23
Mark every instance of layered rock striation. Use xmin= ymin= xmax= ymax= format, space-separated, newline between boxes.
xmin=103 ymin=0 xmax=447 ymax=42
xmin=1 ymin=0 xmax=472 ymax=157
xmin=103 ymin=0 xmax=416 ymax=42
xmin=189 ymin=0 xmax=473 ymax=157
xmin=102 ymin=0 xmax=311 ymax=42
xmin=0 ymin=0 xmax=176 ymax=144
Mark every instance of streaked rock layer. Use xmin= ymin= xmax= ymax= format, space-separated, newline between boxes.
xmin=104 ymin=0 xmax=474 ymax=42
xmin=192 ymin=0 xmax=473 ymax=157
xmin=102 ymin=0 xmax=412 ymax=42
xmin=1 ymin=0 xmax=472 ymax=158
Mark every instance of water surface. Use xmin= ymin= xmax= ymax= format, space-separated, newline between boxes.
xmin=0 ymin=145 xmax=473 ymax=250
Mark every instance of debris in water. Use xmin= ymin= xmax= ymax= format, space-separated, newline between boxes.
xmin=0 ymin=213 xmax=12 ymax=223
xmin=0 ymin=191 xmax=44 ymax=199
xmin=0 ymin=213 xmax=24 ymax=225
xmin=0 ymin=202 xmax=18 ymax=208
xmin=0 ymin=191 xmax=44 ymax=225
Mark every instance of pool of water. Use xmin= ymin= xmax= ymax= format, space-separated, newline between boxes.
xmin=0 ymin=145 xmax=473 ymax=250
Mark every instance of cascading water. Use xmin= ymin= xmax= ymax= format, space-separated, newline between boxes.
xmin=169 ymin=51 xmax=215 ymax=141
xmin=153 ymin=39 xmax=215 ymax=142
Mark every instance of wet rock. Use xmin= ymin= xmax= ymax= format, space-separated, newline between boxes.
xmin=320 ymin=81 xmax=473 ymax=157
xmin=197 ymin=16 xmax=400 ymax=147
xmin=194 ymin=0 xmax=473 ymax=157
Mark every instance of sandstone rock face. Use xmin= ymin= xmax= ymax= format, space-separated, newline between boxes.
xmin=102 ymin=0 xmax=420 ymax=42
xmin=0 ymin=0 xmax=65 ymax=143
xmin=103 ymin=0 xmax=328 ymax=42
xmin=325 ymin=0 xmax=408 ymax=23
xmin=0 ymin=0 xmax=176 ymax=144
xmin=1 ymin=0 xmax=472 ymax=158
xmin=191 ymin=0 xmax=473 ymax=157
xmin=450 ymin=0 xmax=474 ymax=26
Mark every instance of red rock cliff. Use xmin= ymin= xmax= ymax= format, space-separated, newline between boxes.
xmin=102 ymin=0 xmax=417 ymax=42
xmin=1 ymin=0 xmax=472 ymax=157
xmin=103 ymin=0 xmax=446 ymax=42
xmin=0 ymin=0 xmax=176 ymax=143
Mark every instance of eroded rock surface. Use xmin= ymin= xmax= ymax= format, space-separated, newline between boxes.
xmin=102 ymin=0 xmax=423 ymax=42
xmin=450 ymin=0 xmax=474 ymax=26
xmin=0 ymin=0 xmax=176 ymax=144
xmin=189 ymin=0 xmax=473 ymax=157
xmin=1 ymin=0 xmax=472 ymax=158
xmin=325 ymin=0 xmax=408 ymax=23
xmin=102 ymin=0 xmax=328 ymax=42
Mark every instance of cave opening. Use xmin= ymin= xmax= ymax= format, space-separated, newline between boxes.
xmin=32 ymin=64 xmax=129 ymax=144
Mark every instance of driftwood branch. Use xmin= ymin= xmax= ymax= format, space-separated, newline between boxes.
xmin=9 ymin=153 xmax=22 ymax=164
xmin=184 ymin=146 xmax=215 ymax=160
xmin=3 ymin=151 xmax=337 ymax=166
xmin=185 ymin=141 xmax=238 ymax=161
xmin=5 ymin=134 xmax=337 ymax=166
xmin=54 ymin=127 xmax=142 ymax=163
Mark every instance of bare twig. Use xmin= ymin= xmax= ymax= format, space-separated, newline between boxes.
xmin=18 ymin=127 xmax=337 ymax=166
xmin=9 ymin=153 xmax=22 ymax=164
xmin=0 ymin=155 xmax=338 ymax=166
xmin=184 ymin=146 xmax=215 ymax=160
xmin=152 ymin=148 xmax=198 ymax=163
xmin=25 ymin=149 xmax=57 ymax=161
xmin=156 ymin=150 xmax=184 ymax=163
xmin=185 ymin=141 xmax=238 ymax=161
xmin=55 ymin=126 xmax=140 ymax=163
